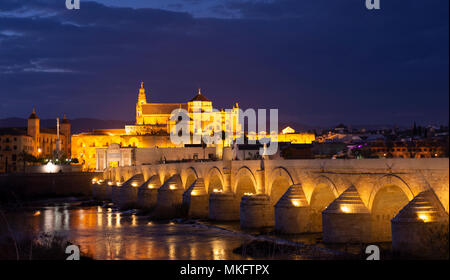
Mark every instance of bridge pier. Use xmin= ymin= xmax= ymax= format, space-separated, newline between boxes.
xmin=209 ymin=192 xmax=240 ymax=221
xmin=392 ymin=190 xmax=449 ymax=259
xmin=92 ymin=180 xmax=106 ymax=200
xmin=104 ymin=182 xmax=113 ymax=201
xmin=117 ymin=174 xmax=144 ymax=208
xmin=98 ymin=180 xmax=114 ymax=201
xmin=322 ymin=186 xmax=372 ymax=243
xmin=209 ymin=148 xmax=240 ymax=221
xmin=182 ymin=178 xmax=209 ymax=218
xmin=240 ymin=194 xmax=274 ymax=228
xmin=111 ymin=183 xmax=122 ymax=205
xmin=275 ymin=184 xmax=311 ymax=233
xmin=137 ymin=175 xmax=161 ymax=209
xmin=155 ymin=175 xmax=184 ymax=217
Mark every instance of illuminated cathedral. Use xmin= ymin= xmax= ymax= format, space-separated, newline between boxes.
xmin=126 ymin=82 xmax=241 ymax=136
xmin=71 ymin=83 xmax=241 ymax=171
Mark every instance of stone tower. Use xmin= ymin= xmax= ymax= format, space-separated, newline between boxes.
xmin=27 ymin=106 xmax=40 ymax=156
xmin=61 ymin=114 xmax=71 ymax=157
xmin=136 ymin=82 xmax=147 ymax=125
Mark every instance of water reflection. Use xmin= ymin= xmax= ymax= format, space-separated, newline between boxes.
xmin=2 ymin=205 xmax=253 ymax=260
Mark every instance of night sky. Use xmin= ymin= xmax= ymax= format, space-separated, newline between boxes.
xmin=0 ymin=0 xmax=448 ymax=127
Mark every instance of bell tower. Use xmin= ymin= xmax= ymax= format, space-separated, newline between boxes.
xmin=136 ymin=81 xmax=147 ymax=124
xmin=61 ymin=114 xmax=71 ymax=157
xmin=27 ymin=106 xmax=40 ymax=156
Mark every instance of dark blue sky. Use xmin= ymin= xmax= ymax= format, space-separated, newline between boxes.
xmin=0 ymin=0 xmax=448 ymax=127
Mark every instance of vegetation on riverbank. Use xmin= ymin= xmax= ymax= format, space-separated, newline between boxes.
xmin=0 ymin=232 xmax=91 ymax=260
xmin=233 ymin=239 xmax=358 ymax=260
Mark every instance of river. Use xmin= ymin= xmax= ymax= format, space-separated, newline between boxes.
xmin=0 ymin=201 xmax=368 ymax=260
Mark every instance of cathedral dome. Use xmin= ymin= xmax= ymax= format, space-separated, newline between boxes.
xmin=189 ymin=88 xmax=211 ymax=102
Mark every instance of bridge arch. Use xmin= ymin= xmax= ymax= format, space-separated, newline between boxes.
xmin=183 ymin=167 xmax=199 ymax=189
xmin=368 ymin=174 xmax=414 ymax=211
xmin=160 ymin=172 xmax=173 ymax=186
xmin=268 ymin=166 xmax=295 ymax=205
xmin=368 ymin=174 xmax=414 ymax=241
xmin=233 ymin=166 xmax=257 ymax=197
xmin=309 ymin=175 xmax=339 ymax=232
xmin=206 ymin=167 xmax=224 ymax=193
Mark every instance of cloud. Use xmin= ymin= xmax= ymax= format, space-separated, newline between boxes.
xmin=0 ymin=0 xmax=448 ymax=126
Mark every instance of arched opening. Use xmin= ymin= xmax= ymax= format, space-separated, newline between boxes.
xmin=270 ymin=176 xmax=291 ymax=206
xmin=371 ymin=185 xmax=410 ymax=241
xmin=161 ymin=173 xmax=171 ymax=185
xmin=208 ymin=172 xmax=223 ymax=193
xmin=185 ymin=172 xmax=197 ymax=189
xmin=128 ymin=137 xmax=139 ymax=148
xmin=309 ymin=183 xmax=337 ymax=232
xmin=235 ymin=174 xmax=256 ymax=198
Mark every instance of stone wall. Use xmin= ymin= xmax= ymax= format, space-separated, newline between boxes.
xmin=0 ymin=172 xmax=96 ymax=202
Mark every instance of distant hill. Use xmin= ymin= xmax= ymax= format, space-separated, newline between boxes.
xmin=0 ymin=117 xmax=408 ymax=135
xmin=0 ymin=118 xmax=132 ymax=134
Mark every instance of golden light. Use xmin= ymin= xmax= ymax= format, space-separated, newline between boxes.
xmin=340 ymin=205 xmax=351 ymax=213
xmin=418 ymin=213 xmax=430 ymax=223
xmin=33 ymin=211 xmax=41 ymax=216
xmin=115 ymin=213 xmax=121 ymax=227
xmin=38 ymin=148 xmax=42 ymax=153
xmin=244 ymin=192 xmax=254 ymax=196
xmin=92 ymin=178 xmax=97 ymax=184
xmin=108 ymin=181 xmax=113 ymax=186
xmin=44 ymin=162 xmax=57 ymax=173
xmin=191 ymin=191 xmax=198 ymax=196
xmin=281 ymin=126 xmax=295 ymax=134
xmin=116 ymin=182 xmax=122 ymax=187
xmin=291 ymin=199 xmax=301 ymax=207
xmin=169 ymin=184 xmax=176 ymax=190
xmin=131 ymin=182 xmax=138 ymax=187
xmin=148 ymin=184 xmax=154 ymax=189
xmin=213 ymin=188 xmax=222 ymax=193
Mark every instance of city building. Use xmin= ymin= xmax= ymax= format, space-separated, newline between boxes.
xmin=0 ymin=108 xmax=71 ymax=172
xmin=73 ymin=83 xmax=316 ymax=171
xmin=363 ymin=140 xmax=446 ymax=158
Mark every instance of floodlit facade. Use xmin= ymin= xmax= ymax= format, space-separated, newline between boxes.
xmin=0 ymin=107 xmax=71 ymax=172
xmin=72 ymin=83 xmax=241 ymax=171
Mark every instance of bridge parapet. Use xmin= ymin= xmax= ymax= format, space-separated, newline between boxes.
xmin=103 ymin=158 xmax=449 ymax=212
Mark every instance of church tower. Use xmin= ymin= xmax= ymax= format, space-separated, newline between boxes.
xmin=136 ymin=82 xmax=147 ymax=125
xmin=61 ymin=114 xmax=71 ymax=157
xmin=27 ymin=106 xmax=40 ymax=156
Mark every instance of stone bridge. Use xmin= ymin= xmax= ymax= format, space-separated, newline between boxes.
xmin=98 ymin=150 xmax=449 ymax=258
